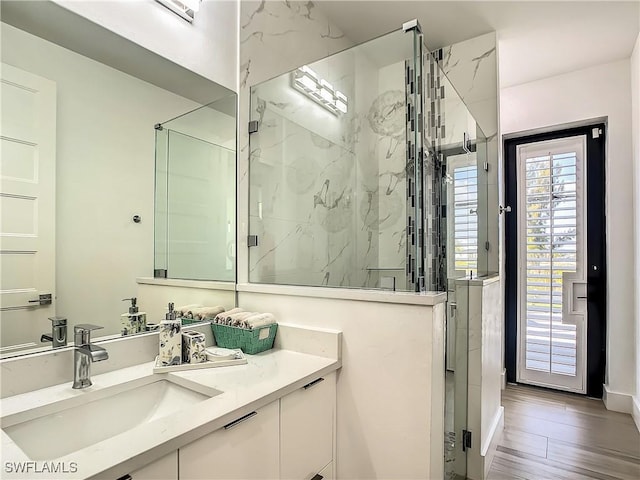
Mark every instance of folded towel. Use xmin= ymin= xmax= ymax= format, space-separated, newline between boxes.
xmin=227 ymin=311 xmax=256 ymax=327
xmin=214 ymin=307 xmax=243 ymax=323
xmin=189 ymin=306 xmax=225 ymax=320
xmin=211 ymin=310 xmax=276 ymax=330
xmin=243 ymin=313 xmax=276 ymax=330
xmin=175 ymin=304 xmax=204 ymax=318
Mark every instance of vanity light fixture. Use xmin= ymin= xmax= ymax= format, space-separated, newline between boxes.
xmin=291 ymin=65 xmax=348 ymax=116
xmin=155 ymin=0 xmax=201 ymax=23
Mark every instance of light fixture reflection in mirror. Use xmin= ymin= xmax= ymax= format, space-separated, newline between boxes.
xmin=155 ymin=0 xmax=202 ymax=23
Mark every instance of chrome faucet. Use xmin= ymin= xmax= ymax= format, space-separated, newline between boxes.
xmin=73 ymin=324 xmax=108 ymax=389
xmin=40 ymin=316 xmax=68 ymax=348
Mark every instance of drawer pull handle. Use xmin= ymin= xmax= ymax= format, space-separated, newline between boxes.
xmin=311 ymin=475 xmax=323 ymax=480
xmin=224 ymin=411 xmax=257 ymax=430
xmin=303 ymin=377 xmax=325 ymax=390
xmin=116 ymin=475 xmax=132 ymax=480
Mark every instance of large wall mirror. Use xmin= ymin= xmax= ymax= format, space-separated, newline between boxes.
xmin=0 ymin=1 xmax=237 ymax=358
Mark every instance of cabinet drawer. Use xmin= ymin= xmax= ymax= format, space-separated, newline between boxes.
xmin=280 ymin=373 xmax=335 ymax=479
xmin=127 ymin=451 xmax=177 ymax=480
xmin=315 ymin=461 xmax=334 ymax=480
xmin=180 ymin=401 xmax=280 ymax=480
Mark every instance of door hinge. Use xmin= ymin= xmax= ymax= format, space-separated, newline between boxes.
xmin=247 ymin=235 xmax=259 ymax=247
xmin=462 ymin=429 xmax=472 ymax=451
xmin=485 ymin=241 xmax=490 ymax=251
xmin=248 ymin=120 xmax=259 ymax=134
xmin=154 ymin=269 xmax=167 ymax=279
xmin=483 ymin=161 xmax=489 ymax=172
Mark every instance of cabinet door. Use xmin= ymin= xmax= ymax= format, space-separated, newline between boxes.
xmin=180 ymin=401 xmax=279 ymax=480
xmin=129 ymin=451 xmax=178 ymax=480
xmin=280 ymin=373 xmax=335 ymax=480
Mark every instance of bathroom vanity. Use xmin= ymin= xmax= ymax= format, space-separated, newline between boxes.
xmin=0 ymin=325 xmax=341 ymax=480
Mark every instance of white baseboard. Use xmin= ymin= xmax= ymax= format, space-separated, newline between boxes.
xmin=481 ymin=406 xmax=505 ymax=457
xmin=632 ymin=395 xmax=640 ymax=433
xmin=482 ymin=406 xmax=505 ymax=479
xmin=603 ymin=384 xmax=633 ymax=414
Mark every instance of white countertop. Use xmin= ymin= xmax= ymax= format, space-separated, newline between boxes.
xmin=0 ymin=348 xmax=340 ymax=480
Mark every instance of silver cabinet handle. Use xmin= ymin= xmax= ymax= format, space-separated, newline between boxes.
xmin=224 ymin=411 xmax=257 ymax=430
xmin=303 ymin=377 xmax=325 ymax=390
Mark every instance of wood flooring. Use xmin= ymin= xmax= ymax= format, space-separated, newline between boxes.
xmin=487 ymin=384 xmax=640 ymax=480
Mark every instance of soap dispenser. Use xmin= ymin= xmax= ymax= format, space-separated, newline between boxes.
xmin=121 ymin=297 xmax=147 ymax=336
xmin=159 ymin=302 xmax=182 ymax=365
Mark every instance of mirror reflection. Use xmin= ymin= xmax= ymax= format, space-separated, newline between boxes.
xmin=0 ymin=2 xmax=237 ymax=357
xmin=154 ymin=98 xmax=236 ymax=282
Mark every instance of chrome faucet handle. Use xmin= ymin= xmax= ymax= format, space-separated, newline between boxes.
xmin=74 ymin=324 xmax=103 ymax=346
xmin=74 ymin=324 xmax=103 ymax=332
xmin=49 ymin=316 xmax=67 ymax=327
xmin=42 ymin=317 xmax=68 ymax=347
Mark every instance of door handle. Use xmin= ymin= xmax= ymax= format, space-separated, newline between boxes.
xmin=224 ymin=411 xmax=257 ymax=430
xmin=303 ymin=377 xmax=325 ymax=390
xmin=28 ymin=294 xmax=52 ymax=306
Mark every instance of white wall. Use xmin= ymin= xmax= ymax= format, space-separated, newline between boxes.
xmin=632 ymin=33 xmax=640 ymax=430
xmin=501 ymin=59 xmax=635 ymax=405
xmin=54 ymin=0 xmax=238 ymax=92
xmin=237 ymin=290 xmax=445 ymax=479
xmin=1 ymin=23 xmax=202 ymax=337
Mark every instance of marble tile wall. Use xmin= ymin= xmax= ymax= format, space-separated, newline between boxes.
xmin=439 ymin=32 xmax=499 ymax=275
xmin=238 ymin=0 xmax=353 ymax=285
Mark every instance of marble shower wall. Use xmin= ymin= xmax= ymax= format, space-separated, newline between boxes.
xmin=368 ymin=60 xmax=409 ymax=291
xmin=238 ymin=0 xmax=353 ymax=285
xmin=439 ymin=32 xmax=499 ymax=275
xmin=243 ymin=11 xmax=412 ymax=289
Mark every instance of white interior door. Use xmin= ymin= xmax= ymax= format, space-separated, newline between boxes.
xmin=0 ymin=63 xmax=56 ymax=353
xmin=516 ymin=135 xmax=587 ymax=393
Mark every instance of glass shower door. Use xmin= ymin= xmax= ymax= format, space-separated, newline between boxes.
xmin=154 ymin=100 xmax=237 ymax=281
xmin=247 ymin=26 xmax=424 ymax=291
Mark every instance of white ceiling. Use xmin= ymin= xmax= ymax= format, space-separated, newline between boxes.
xmin=314 ymin=1 xmax=640 ymax=87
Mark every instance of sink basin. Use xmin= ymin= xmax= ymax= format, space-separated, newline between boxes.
xmin=2 ymin=378 xmax=216 ymax=460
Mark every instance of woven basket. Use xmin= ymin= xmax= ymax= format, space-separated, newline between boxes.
xmin=211 ymin=323 xmax=278 ymax=354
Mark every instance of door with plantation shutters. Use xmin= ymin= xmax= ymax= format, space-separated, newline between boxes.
xmin=516 ymin=135 xmax=587 ymax=393
xmin=447 ymin=154 xmax=478 ymax=279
